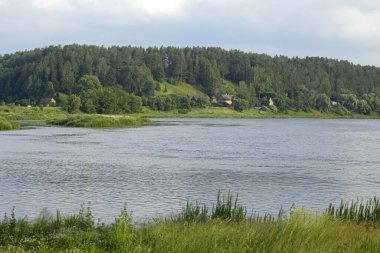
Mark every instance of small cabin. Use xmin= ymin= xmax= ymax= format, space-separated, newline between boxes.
xmin=220 ymin=94 xmax=234 ymax=106
xmin=39 ymin=97 xmax=57 ymax=107
xmin=49 ymin=98 xmax=57 ymax=107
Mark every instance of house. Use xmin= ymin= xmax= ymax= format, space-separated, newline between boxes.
xmin=39 ymin=97 xmax=57 ymax=107
xmin=49 ymin=98 xmax=57 ymax=107
xmin=220 ymin=94 xmax=234 ymax=106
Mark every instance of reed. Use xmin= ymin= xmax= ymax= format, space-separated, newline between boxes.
xmin=1 ymin=195 xmax=380 ymax=252
xmin=47 ymin=114 xmax=151 ymax=128
xmin=211 ymin=190 xmax=247 ymax=221
xmin=326 ymin=197 xmax=380 ymax=224
xmin=0 ymin=117 xmax=20 ymax=131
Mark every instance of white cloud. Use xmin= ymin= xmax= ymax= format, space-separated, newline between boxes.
xmin=329 ymin=6 xmax=380 ymax=42
xmin=0 ymin=0 xmax=8 ymax=7
xmin=31 ymin=0 xmax=186 ymax=19
xmin=1 ymin=0 xmax=380 ymax=66
xmin=32 ymin=0 xmax=73 ymax=11
xmin=132 ymin=0 xmax=185 ymax=17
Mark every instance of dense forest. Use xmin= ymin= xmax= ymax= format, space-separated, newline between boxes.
xmin=1 ymin=45 xmax=380 ymax=114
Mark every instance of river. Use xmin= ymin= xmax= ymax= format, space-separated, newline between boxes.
xmin=1 ymin=118 xmax=380 ymax=222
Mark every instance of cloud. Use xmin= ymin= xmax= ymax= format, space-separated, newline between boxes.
xmin=31 ymin=0 xmax=186 ymax=20
xmin=32 ymin=0 xmax=73 ymax=11
xmin=0 ymin=0 xmax=7 ymax=6
xmin=0 ymin=0 xmax=380 ymax=66
xmin=330 ymin=6 xmax=380 ymax=42
xmin=133 ymin=0 xmax=185 ymax=18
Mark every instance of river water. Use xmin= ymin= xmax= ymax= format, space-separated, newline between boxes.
xmin=1 ymin=118 xmax=380 ymax=222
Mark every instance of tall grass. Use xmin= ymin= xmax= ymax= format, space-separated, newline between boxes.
xmin=211 ymin=191 xmax=247 ymax=221
xmin=326 ymin=197 xmax=380 ymax=224
xmin=172 ymin=191 xmax=246 ymax=223
xmin=0 ymin=117 xmax=20 ymax=131
xmin=47 ymin=114 xmax=151 ymax=128
xmin=1 ymin=195 xmax=380 ymax=252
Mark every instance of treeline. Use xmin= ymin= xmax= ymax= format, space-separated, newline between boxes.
xmin=1 ymin=44 xmax=380 ymax=114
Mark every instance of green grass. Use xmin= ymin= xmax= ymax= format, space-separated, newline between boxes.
xmin=139 ymin=107 xmax=380 ymax=119
xmin=0 ymin=117 xmax=20 ymax=131
xmin=0 ymin=106 xmax=151 ymax=128
xmin=0 ymin=105 xmax=67 ymax=121
xmin=2 ymin=194 xmax=380 ymax=252
xmin=47 ymin=114 xmax=151 ymax=128
xmin=155 ymin=81 xmax=206 ymax=96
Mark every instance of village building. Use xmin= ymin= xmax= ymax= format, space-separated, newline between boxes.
xmin=220 ymin=94 xmax=234 ymax=107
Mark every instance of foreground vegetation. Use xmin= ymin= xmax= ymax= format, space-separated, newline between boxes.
xmin=1 ymin=193 xmax=380 ymax=252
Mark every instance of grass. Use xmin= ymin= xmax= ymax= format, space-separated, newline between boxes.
xmin=0 ymin=105 xmax=67 ymax=121
xmin=139 ymin=106 xmax=380 ymax=119
xmin=0 ymin=105 xmax=151 ymax=129
xmin=154 ymin=81 xmax=206 ymax=96
xmin=0 ymin=117 xmax=20 ymax=131
xmin=2 ymin=105 xmax=380 ymax=129
xmin=47 ymin=114 xmax=151 ymax=128
xmin=326 ymin=197 xmax=380 ymax=223
xmin=1 ymin=194 xmax=380 ymax=252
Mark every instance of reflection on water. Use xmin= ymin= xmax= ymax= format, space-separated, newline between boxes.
xmin=1 ymin=118 xmax=380 ymax=222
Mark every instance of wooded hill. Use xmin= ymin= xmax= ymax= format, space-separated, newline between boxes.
xmin=1 ymin=45 xmax=380 ymax=114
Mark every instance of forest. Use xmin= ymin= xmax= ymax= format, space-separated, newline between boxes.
xmin=1 ymin=44 xmax=380 ymax=114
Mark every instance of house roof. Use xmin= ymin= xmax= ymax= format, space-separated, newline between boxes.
xmin=221 ymin=94 xmax=233 ymax=100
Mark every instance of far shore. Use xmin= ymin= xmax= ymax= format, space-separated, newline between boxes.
xmin=137 ymin=107 xmax=380 ymax=119
xmin=1 ymin=105 xmax=380 ymax=131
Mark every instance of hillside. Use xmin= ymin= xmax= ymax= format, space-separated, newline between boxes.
xmin=1 ymin=45 xmax=380 ymax=115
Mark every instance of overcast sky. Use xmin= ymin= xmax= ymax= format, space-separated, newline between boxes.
xmin=0 ymin=0 xmax=379 ymax=66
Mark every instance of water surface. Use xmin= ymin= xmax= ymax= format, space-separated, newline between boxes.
xmin=1 ymin=118 xmax=380 ymax=222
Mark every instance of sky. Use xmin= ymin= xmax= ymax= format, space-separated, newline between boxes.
xmin=0 ymin=0 xmax=379 ymax=66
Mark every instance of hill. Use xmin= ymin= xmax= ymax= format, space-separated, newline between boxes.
xmin=1 ymin=45 xmax=380 ymax=115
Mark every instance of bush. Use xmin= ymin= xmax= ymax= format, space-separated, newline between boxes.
xmin=356 ymin=99 xmax=371 ymax=115
xmin=233 ymin=98 xmax=249 ymax=112
xmin=64 ymin=95 xmax=81 ymax=113
xmin=315 ymin=93 xmax=331 ymax=112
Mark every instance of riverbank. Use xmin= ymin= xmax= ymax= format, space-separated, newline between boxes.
xmin=138 ymin=107 xmax=380 ymax=119
xmin=1 ymin=194 xmax=380 ymax=253
xmin=1 ymin=105 xmax=379 ymax=131
xmin=0 ymin=106 xmax=151 ymax=129
xmin=0 ymin=117 xmax=20 ymax=131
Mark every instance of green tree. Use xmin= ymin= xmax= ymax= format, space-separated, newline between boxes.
xmin=78 ymin=75 xmax=102 ymax=92
xmin=356 ymin=100 xmax=371 ymax=115
xmin=315 ymin=94 xmax=331 ymax=112
xmin=64 ymin=95 xmax=81 ymax=113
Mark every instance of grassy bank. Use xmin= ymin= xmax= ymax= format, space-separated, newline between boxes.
xmin=0 ymin=106 xmax=150 ymax=128
xmin=0 ymin=117 xmax=20 ymax=131
xmin=139 ymin=107 xmax=380 ymax=119
xmin=1 ymin=193 xmax=380 ymax=252
xmin=0 ymin=105 xmax=67 ymax=121
xmin=47 ymin=114 xmax=151 ymax=128
xmin=2 ymin=105 xmax=380 ymax=125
